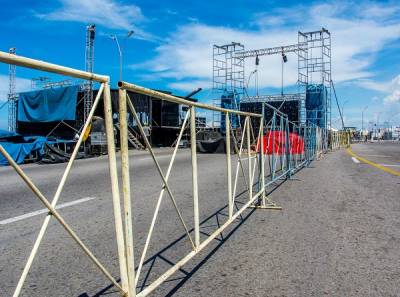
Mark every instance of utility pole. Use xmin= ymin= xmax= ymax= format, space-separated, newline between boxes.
xmin=8 ymin=47 xmax=17 ymax=132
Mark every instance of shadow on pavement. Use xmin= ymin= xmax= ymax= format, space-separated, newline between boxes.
xmin=79 ymin=165 xmax=310 ymax=297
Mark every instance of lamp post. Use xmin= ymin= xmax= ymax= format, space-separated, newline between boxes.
xmin=375 ymin=111 xmax=382 ymax=140
xmin=110 ymin=30 xmax=134 ymax=81
xmin=342 ymin=99 xmax=349 ymax=128
xmin=246 ymin=69 xmax=257 ymax=95
xmin=362 ymin=105 xmax=368 ymax=135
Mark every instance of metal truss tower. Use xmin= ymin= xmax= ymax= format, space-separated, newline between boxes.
xmin=83 ymin=24 xmax=96 ymax=124
xmin=299 ymin=28 xmax=331 ymax=147
xmin=297 ymin=35 xmax=308 ymax=124
xmin=236 ymin=42 xmax=308 ymax=124
xmin=8 ymin=47 xmax=17 ymax=132
xmin=212 ymin=42 xmax=245 ymax=128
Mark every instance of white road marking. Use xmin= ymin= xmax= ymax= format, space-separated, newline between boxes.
xmin=378 ymin=164 xmax=400 ymax=167
xmin=0 ymin=197 xmax=96 ymax=225
xmin=351 ymin=157 xmax=360 ymax=163
xmin=363 ymin=154 xmax=392 ymax=158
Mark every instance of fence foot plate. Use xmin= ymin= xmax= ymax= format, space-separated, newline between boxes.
xmin=250 ymin=201 xmax=282 ymax=210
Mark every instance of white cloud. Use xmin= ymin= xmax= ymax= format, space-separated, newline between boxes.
xmin=0 ymin=75 xmax=32 ymax=103
xmin=354 ymin=79 xmax=390 ymax=93
xmin=136 ymin=1 xmax=400 ymax=92
xmin=37 ymin=0 xmax=156 ymax=41
xmin=383 ymin=75 xmax=400 ymax=104
xmin=168 ymin=80 xmax=211 ymax=92
xmin=354 ymin=74 xmax=400 ymax=122
xmin=356 ymin=74 xmax=400 ymax=105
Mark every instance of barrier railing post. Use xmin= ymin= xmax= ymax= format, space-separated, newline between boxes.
xmin=285 ymin=117 xmax=291 ymax=178
xmin=246 ymin=116 xmax=252 ymax=201
xmin=104 ymin=83 xmax=129 ymax=292
xmin=118 ymin=88 xmax=136 ymax=297
xmin=259 ymin=115 xmax=266 ymax=206
xmin=271 ymin=112 xmax=276 ymax=180
xmin=280 ymin=115 xmax=284 ymax=172
xmin=225 ymin=112 xmax=233 ymax=219
xmin=190 ymin=106 xmax=200 ymax=248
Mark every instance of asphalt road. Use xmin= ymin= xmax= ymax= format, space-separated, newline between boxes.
xmin=0 ymin=142 xmax=399 ymax=297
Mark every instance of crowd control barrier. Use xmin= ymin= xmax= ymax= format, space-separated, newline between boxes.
xmin=0 ymin=51 xmax=128 ymax=297
xmin=329 ymin=130 xmax=351 ymax=150
xmin=258 ymin=103 xmax=323 ymax=187
xmin=0 ymin=51 xmax=326 ymax=297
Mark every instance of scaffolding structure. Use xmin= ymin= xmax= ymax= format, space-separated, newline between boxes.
xmin=31 ymin=77 xmax=72 ymax=90
xmin=231 ymin=28 xmax=332 ymax=148
xmin=297 ymin=35 xmax=308 ymax=123
xmin=237 ymin=42 xmax=308 ymax=124
xmin=83 ymin=24 xmax=96 ymax=124
xmin=241 ymin=93 xmax=301 ymax=103
xmin=212 ymin=42 xmax=245 ymax=128
xmin=299 ymin=28 xmax=332 ymax=147
xmin=8 ymin=47 xmax=17 ymax=132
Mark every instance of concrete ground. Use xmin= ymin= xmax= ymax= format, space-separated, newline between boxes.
xmin=0 ymin=142 xmax=399 ymax=296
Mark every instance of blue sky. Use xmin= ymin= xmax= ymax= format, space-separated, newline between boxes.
xmin=1 ymin=0 xmax=400 ymax=130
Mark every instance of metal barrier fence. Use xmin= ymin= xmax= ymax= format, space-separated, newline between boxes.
xmin=329 ymin=130 xmax=351 ymax=151
xmin=0 ymin=51 xmax=324 ymax=297
xmin=118 ymin=81 xmax=274 ymax=296
xmin=260 ymin=103 xmax=323 ymax=188
xmin=0 ymin=51 xmax=128 ymax=297
xmin=117 ymin=82 xmax=326 ymax=296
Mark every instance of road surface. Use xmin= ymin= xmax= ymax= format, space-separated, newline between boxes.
xmin=0 ymin=142 xmax=399 ymax=296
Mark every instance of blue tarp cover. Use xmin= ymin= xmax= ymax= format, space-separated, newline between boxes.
xmin=0 ymin=137 xmax=47 ymax=166
xmin=306 ymin=84 xmax=326 ymax=111
xmin=17 ymin=85 xmax=78 ymax=122
xmin=306 ymin=84 xmax=327 ymax=127
xmin=220 ymin=92 xmax=240 ymax=133
xmin=0 ymin=129 xmax=19 ymax=138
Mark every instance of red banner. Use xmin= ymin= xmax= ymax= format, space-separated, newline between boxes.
xmin=257 ymin=131 xmax=304 ymax=155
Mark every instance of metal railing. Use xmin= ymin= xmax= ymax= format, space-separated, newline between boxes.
xmin=0 ymin=51 xmax=128 ymax=297
xmin=329 ymin=130 xmax=351 ymax=150
xmin=115 ymin=83 xmax=325 ymax=296
xmin=0 ymin=50 xmax=325 ymax=297
xmin=118 ymin=81 xmax=274 ymax=296
xmin=260 ymin=103 xmax=323 ymax=188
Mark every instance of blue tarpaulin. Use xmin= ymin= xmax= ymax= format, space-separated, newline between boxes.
xmin=306 ymin=84 xmax=327 ymax=128
xmin=0 ymin=137 xmax=48 ymax=166
xmin=17 ymin=85 xmax=78 ymax=122
xmin=220 ymin=91 xmax=240 ymax=134
xmin=0 ymin=130 xmax=18 ymax=138
xmin=306 ymin=84 xmax=326 ymax=111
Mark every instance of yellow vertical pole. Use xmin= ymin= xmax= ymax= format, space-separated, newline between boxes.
xmin=246 ymin=116 xmax=252 ymax=201
xmin=190 ymin=106 xmax=200 ymax=248
xmin=118 ymin=88 xmax=136 ymax=296
xmin=103 ymin=83 xmax=129 ymax=292
xmin=225 ymin=112 xmax=233 ymax=218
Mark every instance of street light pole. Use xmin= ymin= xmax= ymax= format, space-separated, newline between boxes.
xmin=110 ymin=30 xmax=134 ymax=82
xmin=375 ymin=111 xmax=382 ymax=140
xmin=342 ymin=99 xmax=349 ymax=128
xmin=115 ymin=37 xmax=122 ymax=81
xmin=362 ymin=105 xmax=368 ymax=132
xmin=362 ymin=105 xmax=368 ymax=141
